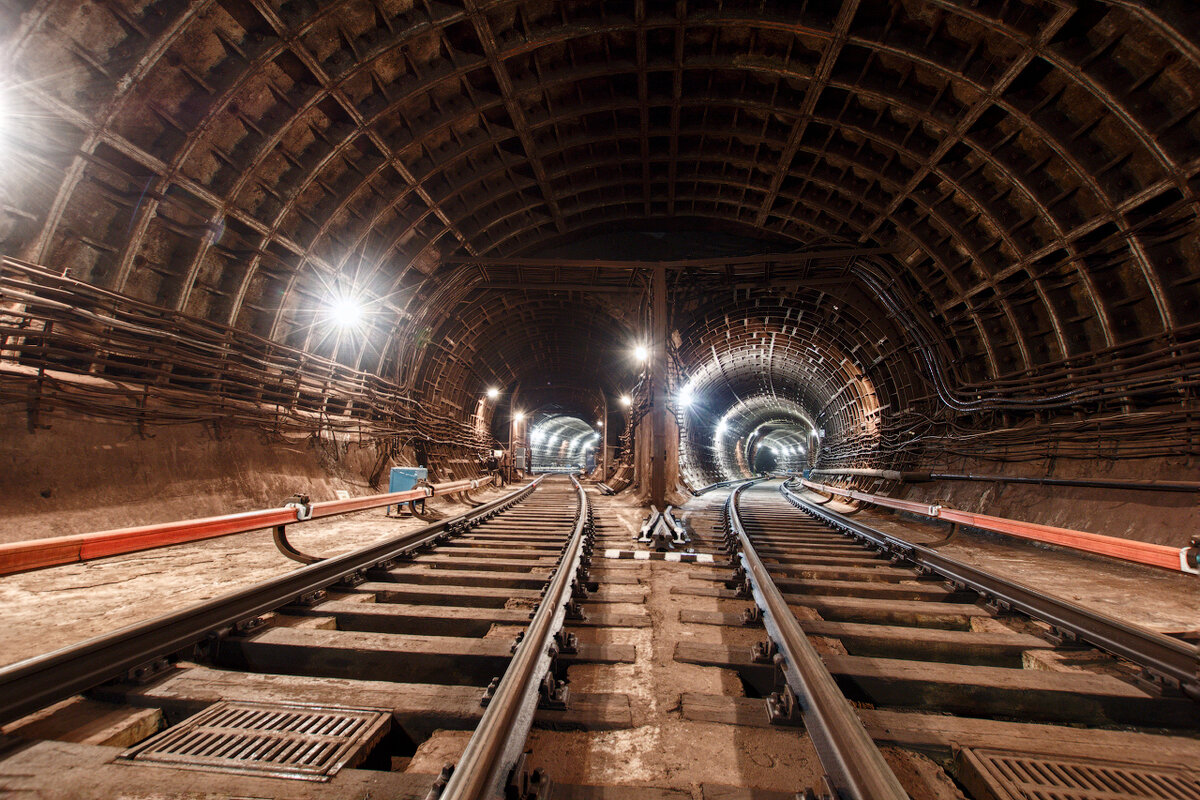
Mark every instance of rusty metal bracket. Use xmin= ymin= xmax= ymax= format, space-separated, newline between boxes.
xmin=536 ymin=671 xmax=570 ymax=710
xmin=507 ymin=753 xmax=552 ymax=800
xmin=272 ymin=524 xmax=323 ymax=565
xmin=765 ymin=684 xmax=804 ymax=727
xmin=924 ymin=521 xmax=959 ymax=549
xmin=751 ymin=639 xmax=779 ymax=664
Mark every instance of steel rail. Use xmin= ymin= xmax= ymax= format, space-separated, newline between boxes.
xmin=780 ymin=480 xmax=1200 ymax=701
xmin=0 ymin=477 xmax=542 ymax=728
xmin=0 ymin=476 xmax=493 ymax=576
xmin=438 ymin=474 xmax=592 ymax=800
xmin=726 ymin=482 xmax=911 ymax=800
xmin=799 ymin=478 xmax=1198 ymax=574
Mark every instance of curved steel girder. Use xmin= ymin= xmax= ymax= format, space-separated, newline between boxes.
xmin=446 ymin=180 xmax=1007 ymax=378
xmin=257 ymin=41 xmax=1172 ymax=346
xmin=20 ymin=2 xmax=1187 ymax=351
xmin=936 ymin=0 xmax=1184 ymax=184
xmin=340 ymin=74 xmax=1113 ymax=335
xmin=18 ymin=1 xmax=217 ymax=264
xmin=680 ymin=314 xmax=888 ymax=399
xmin=421 ymin=143 xmax=1066 ymax=367
xmin=118 ymin=0 xmax=476 ymax=317
xmin=676 ymin=292 xmax=922 ymax=393
xmin=406 ymin=298 xmax=635 ymax=409
xmin=377 ymin=32 xmax=1179 ymax=314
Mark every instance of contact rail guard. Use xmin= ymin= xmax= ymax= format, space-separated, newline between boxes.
xmin=781 ymin=480 xmax=1200 ymax=701
xmin=0 ymin=475 xmax=494 ymax=576
xmin=437 ymin=474 xmax=592 ymax=800
xmin=726 ymin=481 xmax=910 ymax=800
xmin=800 ymin=478 xmax=1199 ymax=575
xmin=0 ymin=477 xmax=541 ymax=728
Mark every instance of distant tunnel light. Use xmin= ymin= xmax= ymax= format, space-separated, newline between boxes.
xmin=513 ymin=411 xmax=525 ymax=422
xmin=678 ymin=384 xmax=694 ymax=407
xmin=329 ymin=294 xmax=365 ymax=329
xmin=486 ymin=387 xmax=500 ymax=399
xmin=620 ymin=395 xmax=632 ymax=407
xmin=633 ymin=345 xmax=649 ymax=363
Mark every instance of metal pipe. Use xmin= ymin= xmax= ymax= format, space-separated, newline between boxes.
xmin=780 ymin=481 xmax=1200 ymax=700
xmin=0 ymin=477 xmax=541 ymax=728
xmin=0 ymin=475 xmax=494 ymax=576
xmin=439 ymin=475 xmax=590 ymax=800
xmin=726 ymin=482 xmax=910 ymax=800
xmin=798 ymin=478 xmax=1197 ymax=575
xmin=810 ymin=468 xmax=1200 ymax=493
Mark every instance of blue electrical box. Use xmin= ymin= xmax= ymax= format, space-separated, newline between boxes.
xmin=387 ymin=467 xmax=429 ymax=516
xmin=389 ymin=467 xmax=428 ymax=492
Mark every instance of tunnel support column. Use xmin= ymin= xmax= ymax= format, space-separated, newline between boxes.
xmin=650 ymin=265 xmax=669 ymax=509
xmin=600 ymin=394 xmax=609 ymax=480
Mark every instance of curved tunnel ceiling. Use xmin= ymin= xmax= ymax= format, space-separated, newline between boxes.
xmin=2 ymin=0 xmax=1198 ymax=465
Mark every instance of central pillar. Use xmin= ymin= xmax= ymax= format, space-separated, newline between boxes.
xmin=650 ymin=265 xmax=669 ymax=508
xmin=600 ymin=394 xmax=609 ymax=480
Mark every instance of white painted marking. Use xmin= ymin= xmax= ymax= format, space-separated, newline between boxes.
xmin=665 ymin=552 xmax=682 ymax=562
xmin=697 ymin=553 xmax=714 ymax=563
xmin=605 ymin=549 xmax=621 ymax=559
xmin=634 ymin=551 xmax=651 ymax=560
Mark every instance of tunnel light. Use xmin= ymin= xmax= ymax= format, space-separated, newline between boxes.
xmin=513 ymin=411 xmax=525 ymax=422
xmin=328 ymin=294 xmax=364 ymax=329
xmin=678 ymin=385 xmax=694 ymax=407
xmin=620 ymin=395 xmax=632 ymax=407
xmin=596 ymin=420 xmax=603 ymax=427
xmin=531 ymin=430 xmax=544 ymax=445
xmin=715 ymin=419 xmax=728 ymax=436
xmin=633 ymin=345 xmax=649 ymax=363
xmin=486 ymin=387 xmax=500 ymax=399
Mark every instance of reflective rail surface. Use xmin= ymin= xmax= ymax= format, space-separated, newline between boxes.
xmin=781 ymin=480 xmax=1200 ymax=701
xmin=0 ymin=476 xmax=536 ymax=728
xmin=726 ymin=481 xmax=911 ymax=800
xmin=799 ymin=478 xmax=1198 ymax=575
xmin=439 ymin=474 xmax=593 ymax=800
xmin=0 ymin=475 xmax=494 ymax=576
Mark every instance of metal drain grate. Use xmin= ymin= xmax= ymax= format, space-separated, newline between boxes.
xmin=959 ymin=748 xmax=1200 ymax=800
xmin=117 ymin=700 xmax=390 ymax=781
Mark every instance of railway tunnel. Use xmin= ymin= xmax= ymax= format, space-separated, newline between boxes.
xmin=1 ymin=1 xmax=1199 ymax=799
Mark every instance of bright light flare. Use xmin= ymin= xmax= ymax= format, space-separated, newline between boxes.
xmin=678 ymin=385 xmax=694 ymax=407
xmin=619 ymin=395 xmax=632 ymax=407
xmin=329 ymin=295 xmax=364 ymax=329
xmin=514 ymin=411 xmax=525 ymax=422
xmin=486 ymin=387 xmax=500 ymax=399
xmin=633 ymin=345 xmax=649 ymax=362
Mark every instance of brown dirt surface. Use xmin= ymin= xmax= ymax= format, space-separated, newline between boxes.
xmin=797 ymin=490 xmax=1200 ymax=634
xmin=526 ymin=493 xmax=825 ymax=794
xmin=0 ymin=487 xmax=509 ymax=666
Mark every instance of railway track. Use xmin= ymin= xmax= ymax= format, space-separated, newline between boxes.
xmin=4 ymin=475 xmax=1199 ymax=799
xmin=677 ymin=479 xmax=1200 ymax=800
xmin=0 ymin=474 xmax=650 ymax=799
